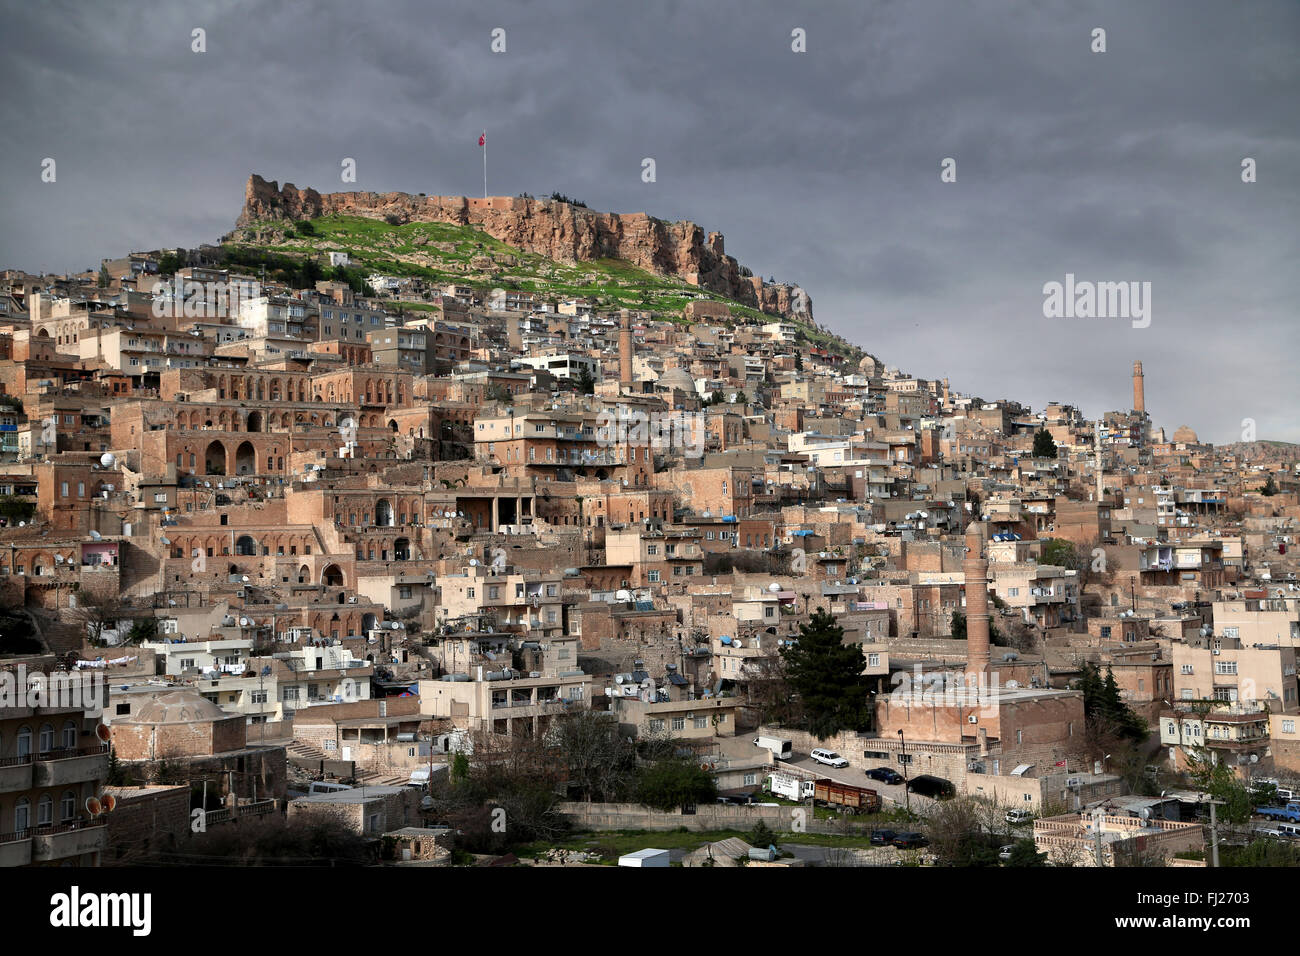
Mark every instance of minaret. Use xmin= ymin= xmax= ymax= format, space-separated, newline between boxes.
xmin=1094 ymin=420 xmax=1104 ymax=502
xmin=1132 ymin=361 xmax=1145 ymax=415
xmin=619 ymin=310 xmax=634 ymax=390
xmin=963 ymin=521 xmax=990 ymax=679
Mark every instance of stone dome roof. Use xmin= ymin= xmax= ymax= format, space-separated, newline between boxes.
xmin=126 ymin=689 xmax=227 ymax=725
xmin=657 ymin=367 xmax=697 ymax=394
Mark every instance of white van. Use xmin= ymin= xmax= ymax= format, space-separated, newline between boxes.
xmin=753 ymin=736 xmax=793 ymax=760
xmin=1278 ymin=822 xmax=1300 ymax=839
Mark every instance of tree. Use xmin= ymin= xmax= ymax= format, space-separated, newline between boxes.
xmin=1184 ymin=749 xmax=1253 ymax=826
xmin=780 ymin=609 xmax=872 ymax=737
xmin=574 ymin=368 xmax=596 ymax=395
xmin=97 ymin=264 xmax=110 ymax=288
xmin=1077 ymin=662 xmax=1146 ymax=750
xmin=548 ymin=710 xmax=636 ymax=801
xmin=927 ymin=797 xmax=999 ymax=866
xmin=69 ymin=589 xmax=131 ymax=646
xmin=1005 ymin=838 xmax=1048 ymax=867
xmin=634 ymin=758 xmax=716 ymax=811
xmin=1262 ymin=475 xmax=1278 ymax=496
xmin=1032 ymin=429 xmax=1058 ymax=459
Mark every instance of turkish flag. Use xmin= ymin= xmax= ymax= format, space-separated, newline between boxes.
xmin=478 ymin=134 xmax=486 ymax=147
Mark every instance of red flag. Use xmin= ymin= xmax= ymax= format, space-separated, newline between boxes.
xmin=478 ymin=133 xmax=485 ymax=147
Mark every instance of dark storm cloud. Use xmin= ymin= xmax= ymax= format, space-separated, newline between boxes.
xmin=1 ymin=0 xmax=1296 ymax=442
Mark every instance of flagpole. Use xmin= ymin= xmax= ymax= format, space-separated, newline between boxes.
xmin=482 ymin=130 xmax=487 ymax=200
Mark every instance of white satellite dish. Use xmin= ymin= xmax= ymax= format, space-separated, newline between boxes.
xmin=99 ymin=452 xmax=115 ymax=468
xmin=89 ymin=530 xmax=102 ymax=541
xmin=241 ymin=575 xmax=250 ymax=583
xmin=160 ymin=537 xmax=170 ymax=546
xmin=469 ymin=558 xmax=478 ymax=567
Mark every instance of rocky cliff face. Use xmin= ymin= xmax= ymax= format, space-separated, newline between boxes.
xmin=236 ymin=174 xmax=811 ymax=320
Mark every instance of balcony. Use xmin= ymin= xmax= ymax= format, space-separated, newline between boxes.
xmin=33 ymin=745 xmax=109 ymax=788
xmin=0 ymin=755 xmax=33 ymax=792
xmin=31 ymin=820 xmax=107 ymax=862
xmin=0 ymin=831 xmax=31 ymax=867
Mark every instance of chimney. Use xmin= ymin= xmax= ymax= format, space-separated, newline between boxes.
xmin=963 ymin=521 xmax=990 ymax=679
xmin=1132 ymin=360 xmax=1145 ymax=414
xmin=618 ymin=309 xmax=633 ymax=389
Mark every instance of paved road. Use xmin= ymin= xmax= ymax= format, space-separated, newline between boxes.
xmin=780 ymin=752 xmax=940 ymax=816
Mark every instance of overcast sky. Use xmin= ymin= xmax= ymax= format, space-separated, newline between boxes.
xmin=2 ymin=0 xmax=1296 ymax=443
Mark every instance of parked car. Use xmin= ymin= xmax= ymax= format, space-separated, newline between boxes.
xmin=892 ymin=832 xmax=929 ymax=849
xmin=1005 ymin=807 xmax=1034 ymax=825
xmin=866 ymin=767 xmax=904 ymax=785
xmin=811 ymin=748 xmax=849 ymax=768
xmin=998 ymin=844 xmax=1015 ymax=862
xmin=870 ymin=829 xmax=898 ymax=846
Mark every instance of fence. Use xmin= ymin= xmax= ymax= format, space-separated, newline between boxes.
xmin=558 ymin=801 xmax=880 ymax=834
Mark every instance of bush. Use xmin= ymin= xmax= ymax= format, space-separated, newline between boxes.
xmin=634 ymin=758 xmax=717 ymax=811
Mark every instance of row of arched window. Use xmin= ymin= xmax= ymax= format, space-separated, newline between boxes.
xmin=3 ymin=721 xmax=78 ymax=759
xmin=10 ymin=790 xmax=82 ymax=832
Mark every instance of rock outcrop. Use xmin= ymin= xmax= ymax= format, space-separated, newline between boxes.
xmin=236 ymin=174 xmax=811 ymax=320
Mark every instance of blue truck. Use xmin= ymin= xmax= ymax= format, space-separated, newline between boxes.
xmin=1255 ymin=802 xmax=1300 ymax=822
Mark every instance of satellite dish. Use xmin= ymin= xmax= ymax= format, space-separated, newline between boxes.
xmin=55 ymin=555 xmax=64 ymax=564
xmin=101 ymin=794 xmax=117 ymax=813
xmin=84 ymin=797 xmax=103 ymax=816
xmin=89 ymin=530 xmax=102 ymax=540
xmin=242 ymin=575 xmax=250 ymax=583
xmin=469 ymin=558 xmax=478 ymax=567
xmin=769 ymin=582 xmax=781 ymax=592
xmin=99 ymin=452 xmax=115 ymax=468
xmin=95 ymin=724 xmax=112 ymax=742
xmin=160 ymin=537 xmax=170 ymax=546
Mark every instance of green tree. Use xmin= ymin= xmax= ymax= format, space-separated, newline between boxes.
xmin=634 ymin=758 xmax=716 ymax=811
xmin=1032 ymin=429 xmax=1058 ymax=458
xmin=575 ymin=368 xmax=596 ymax=395
xmin=97 ymin=264 xmax=111 ymax=288
xmin=1005 ymin=838 xmax=1048 ymax=867
xmin=1262 ymin=475 xmax=1278 ymax=496
xmin=1185 ymin=749 xmax=1253 ymax=825
xmin=1077 ymin=662 xmax=1147 ymax=746
xmin=780 ymin=609 xmax=872 ymax=737
xmin=1040 ymin=538 xmax=1078 ymax=568
xmin=450 ymin=752 xmax=470 ymax=785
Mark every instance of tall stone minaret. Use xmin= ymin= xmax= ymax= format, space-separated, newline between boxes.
xmin=619 ymin=310 xmax=634 ymax=390
xmin=963 ymin=521 xmax=990 ymax=679
xmin=1132 ymin=360 xmax=1145 ymax=415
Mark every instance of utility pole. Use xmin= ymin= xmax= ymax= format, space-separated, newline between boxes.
xmin=898 ymin=729 xmax=910 ymax=816
xmin=1204 ymin=796 xmax=1223 ymax=867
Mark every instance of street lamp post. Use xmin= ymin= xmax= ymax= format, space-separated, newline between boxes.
xmin=898 ymin=729 xmax=910 ymax=816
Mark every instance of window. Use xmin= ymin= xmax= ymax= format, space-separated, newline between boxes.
xmin=648 ymin=570 xmax=660 ymax=583
xmin=61 ymin=720 xmax=76 ymax=749
xmin=1214 ymin=661 xmax=1238 ymax=675
xmin=671 ymin=717 xmax=685 ymax=731
xmin=867 ymin=653 xmax=880 ymax=667
xmin=694 ymin=717 xmax=708 ymax=729
xmin=1284 ymin=720 xmax=1295 ymax=734
xmin=38 ymin=723 xmax=54 ymax=753
xmin=14 ymin=798 xmax=30 ymax=833
xmin=61 ymin=790 xmax=76 ymax=821
xmin=649 ymin=719 xmax=665 ymax=733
